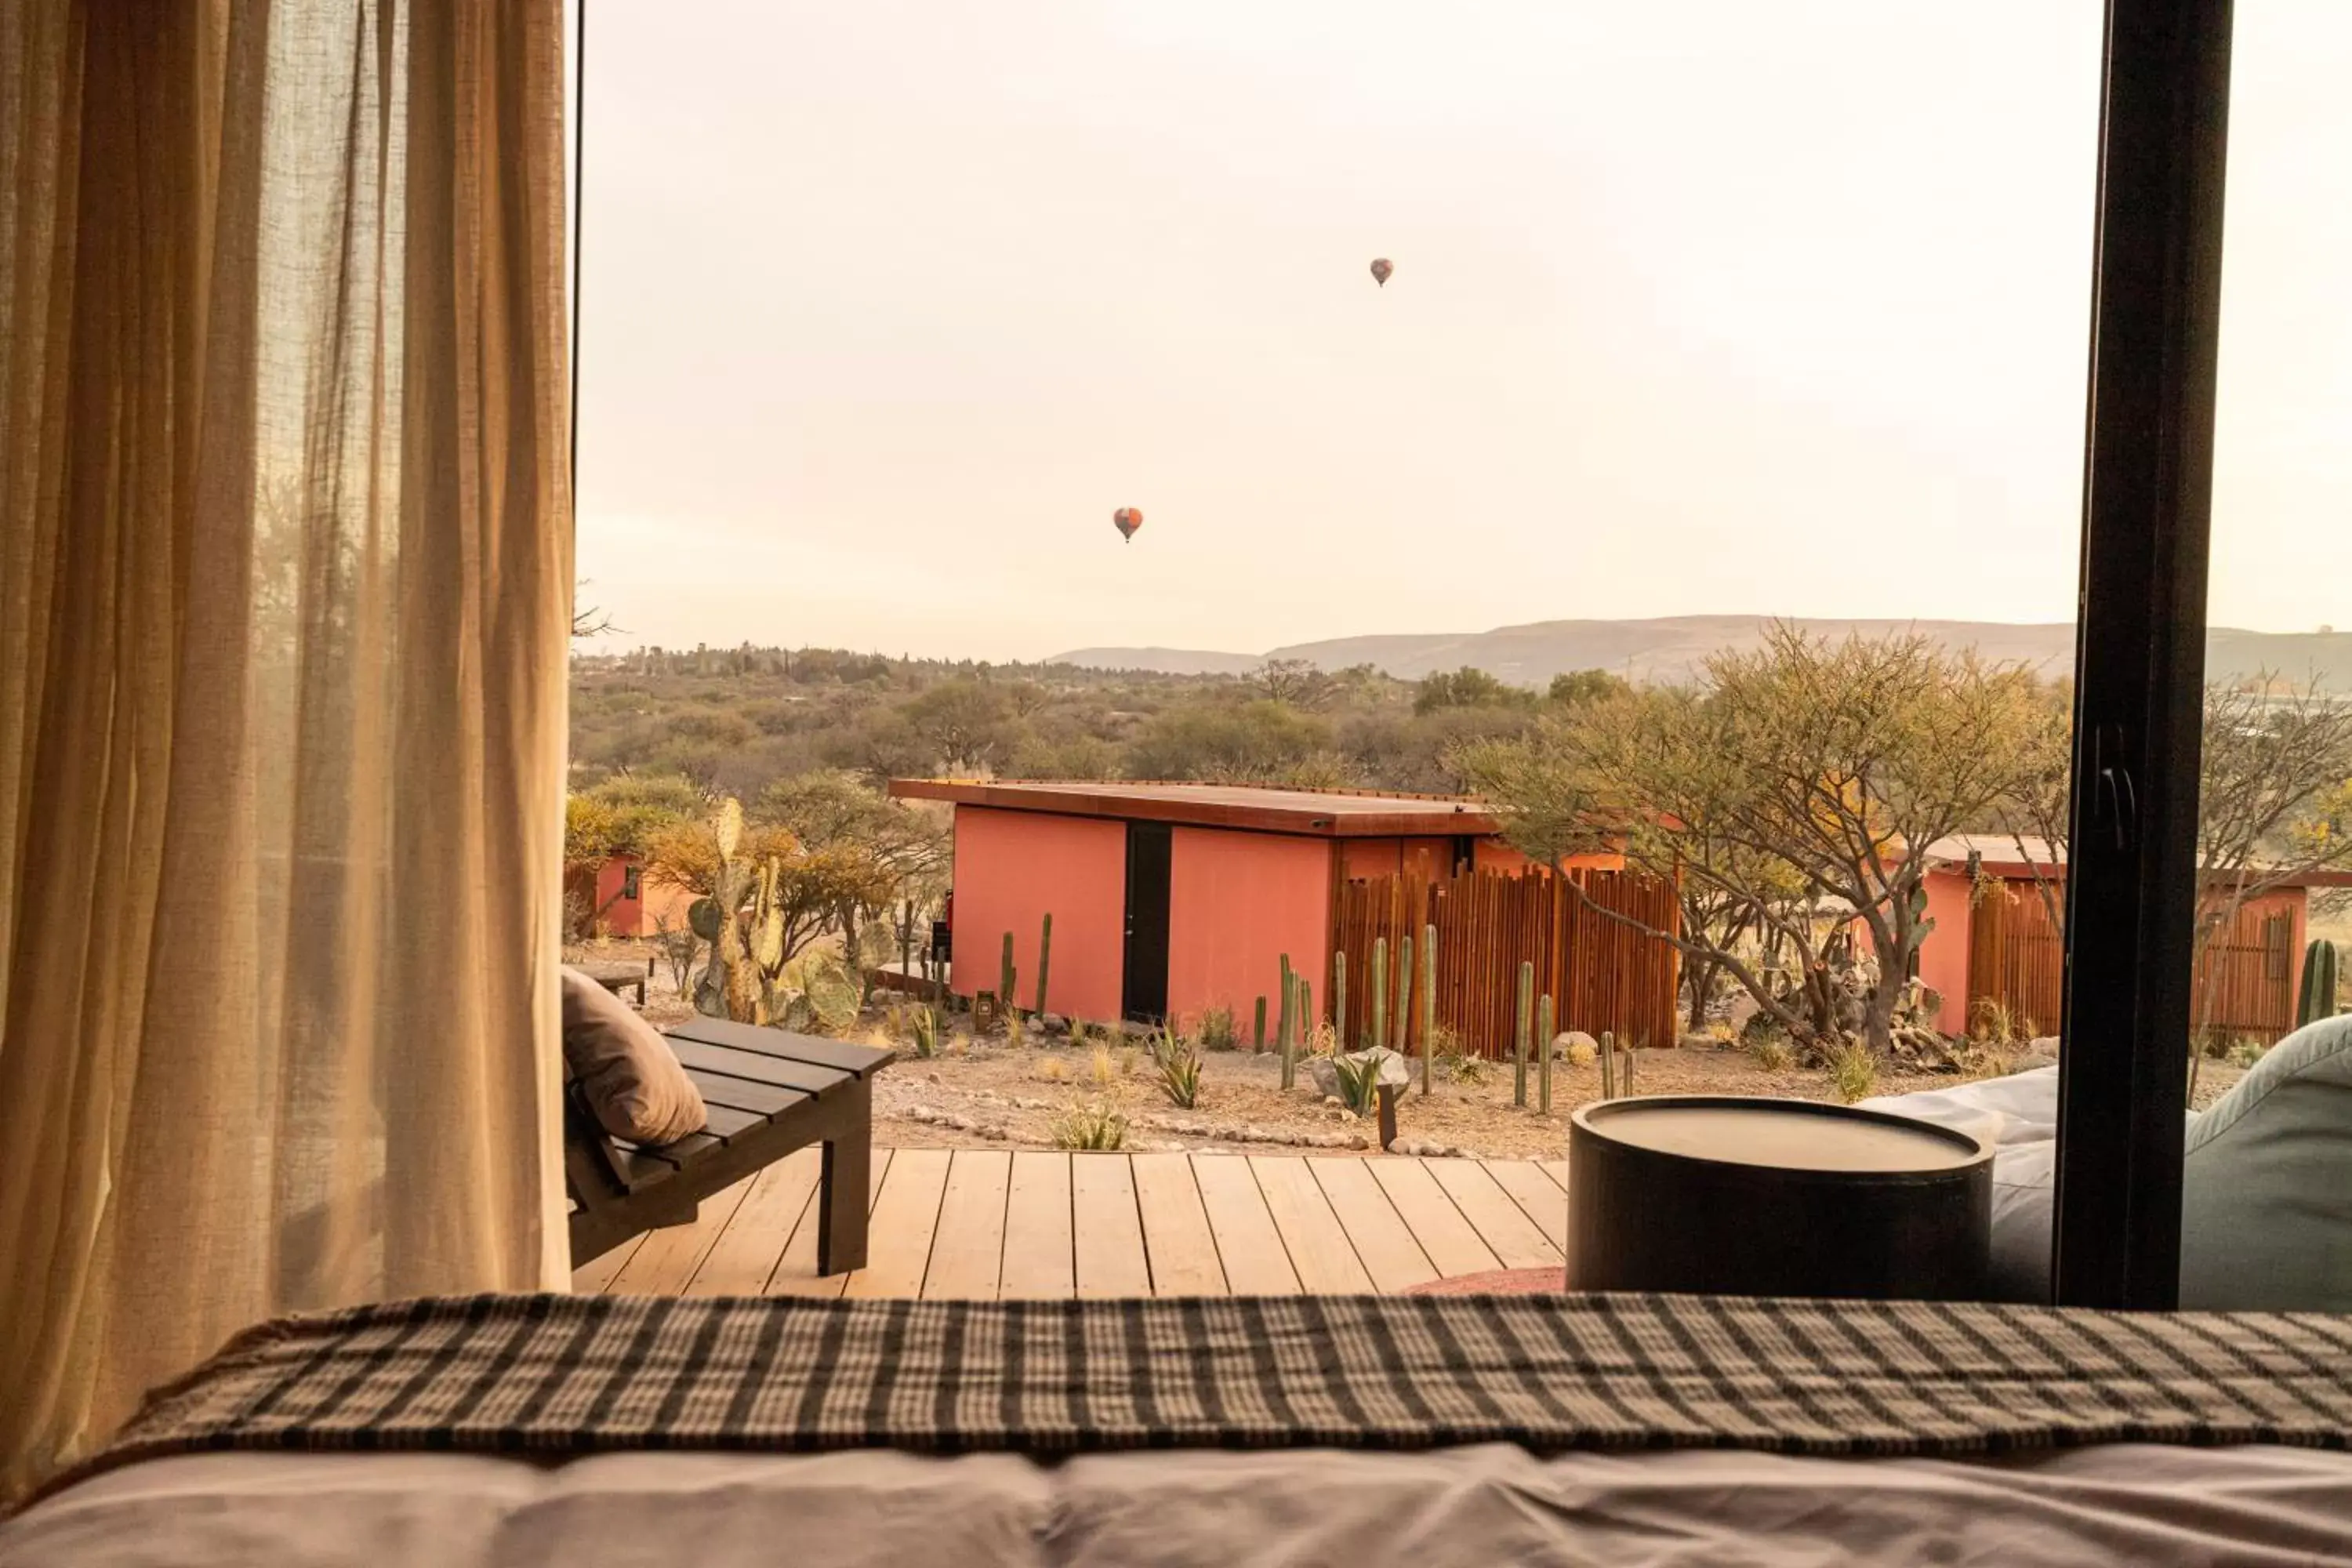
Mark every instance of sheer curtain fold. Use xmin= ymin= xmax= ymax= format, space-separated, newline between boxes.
xmin=0 ymin=0 xmax=572 ymax=1502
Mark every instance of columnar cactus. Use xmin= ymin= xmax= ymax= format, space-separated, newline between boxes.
xmin=1034 ymin=913 xmax=1054 ymax=1015
xmin=1396 ymin=935 xmax=1414 ymax=1059
xmin=1254 ymin=994 xmax=1268 ymax=1051
xmin=1537 ymin=993 xmax=1555 ymax=1114
xmin=1276 ymin=953 xmax=1293 ymax=1059
xmin=1419 ymin=924 xmax=1437 ymax=1096
xmin=1000 ymin=931 xmax=1017 ymax=1018
xmin=1514 ymin=960 xmax=1534 ymax=1108
xmin=2299 ymin=938 xmax=2340 ymax=1029
xmin=1333 ymin=950 xmax=1348 ymax=1052
xmin=1370 ymin=937 xmax=1388 ymax=1054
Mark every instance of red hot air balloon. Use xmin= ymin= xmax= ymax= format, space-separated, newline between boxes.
xmin=1370 ymin=257 xmax=1393 ymax=287
xmin=1112 ymin=506 xmax=1142 ymax=543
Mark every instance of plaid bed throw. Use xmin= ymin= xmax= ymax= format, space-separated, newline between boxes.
xmin=59 ymin=1292 xmax=2352 ymax=1492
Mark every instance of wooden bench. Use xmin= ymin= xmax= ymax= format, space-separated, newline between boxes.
xmin=566 ymin=1018 xmax=895 ymax=1275
xmin=576 ymin=958 xmax=651 ymax=1006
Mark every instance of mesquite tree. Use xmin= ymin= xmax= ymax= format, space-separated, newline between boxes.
xmin=1456 ymin=625 xmax=2052 ymax=1058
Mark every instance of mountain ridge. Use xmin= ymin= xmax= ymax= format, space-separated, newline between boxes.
xmin=1053 ymin=615 xmax=2350 ymax=688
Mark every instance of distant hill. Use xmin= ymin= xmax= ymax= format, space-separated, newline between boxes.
xmin=1049 ymin=646 xmax=1268 ymax=677
xmin=1051 ymin=616 xmax=2352 ymax=689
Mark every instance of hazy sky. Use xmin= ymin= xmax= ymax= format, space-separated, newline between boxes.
xmin=571 ymin=3 xmax=2350 ymax=661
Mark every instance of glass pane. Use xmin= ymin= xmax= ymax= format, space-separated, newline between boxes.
xmin=2183 ymin=5 xmax=2352 ymax=1310
xmin=567 ymin=3 xmax=2103 ymax=1302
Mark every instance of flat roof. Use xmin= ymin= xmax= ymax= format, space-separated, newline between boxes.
xmin=887 ymin=779 xmax=1504 ymax=837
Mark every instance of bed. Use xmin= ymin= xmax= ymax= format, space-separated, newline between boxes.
xmin=6 ymin=1292 xmax=2350 ymax=1566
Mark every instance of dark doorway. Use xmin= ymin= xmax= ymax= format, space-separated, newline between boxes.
xmin=1123 ymin=822 xmax=1172 ymax=1022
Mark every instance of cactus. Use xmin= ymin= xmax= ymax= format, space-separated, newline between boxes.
xmin=1333 ymin=950 xmax=1348 ymax=1052
xmin=1600 ymin=1028 xmax=1616 ymax=1100
xmin=1370 ymin=936 xmax=1388 ymax=1054
xmin=1000 ymin=931 xmax=1017 ymax=1018
xmin=1276 ymin=954 xmax=1293 ymax=1060
xmin=1280 ymin=972 xmax=1298 ymax=1089
xmin=1537 ymin=993 xmax=1555 ymax=1113
xmin=1034 ymin=913 xmax=1054 ymax=1015
xmin=1300 ymin=979 xmax=1312 ymax=1045
xmin=1396 ymin=935 xmax=1414 ymax=1060
xmin=1254 ymin=994 xmax=1268 ymax=1051
xmin=2300 ymin=938 xmax=2341 ymax=1029
xmin=1420 ymin=924 xmax=1437 ymax=1096
xmin=1514 ymin=960 xmax=1534 ymax=1107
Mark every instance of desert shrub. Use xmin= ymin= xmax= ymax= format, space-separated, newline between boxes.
xmin=1051 ymin=1099 xmax=1128 ymax=1151
xmin=1968 ymin=996 xmax=2028 ymax=1044
xmin=1089 ymin=1044 xmax=1119 ymax=1087
xmin=1035 ymin=1057 xmax=1069 ymax=1083
xmin=2226 ymin=1036 xmax=2268 ymax=1069
xmin=1830 ymin=1040 xmax=1878 ymax=1103
xmin=1197 ymin=1005 xmax=1239 ymax=1051
xmin=1149 ymin=1028 xmax=1203 ymax=1109
xmin=1746 ymin=1032 xmax=1795 ymax=1073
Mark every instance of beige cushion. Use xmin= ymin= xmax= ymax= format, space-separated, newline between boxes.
xmin=560 ymin=967 xmax=706 ymax=1145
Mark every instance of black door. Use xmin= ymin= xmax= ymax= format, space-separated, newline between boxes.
xmin=1123 ymin=822 xmax=1172 ymax=1023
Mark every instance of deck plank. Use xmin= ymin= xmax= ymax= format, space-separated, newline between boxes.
xmin=1483 ymin=1160 xmax=1570 ymax=1256
xmin=768 ymin=1148 xmax=894 ymax=1298
xmin=571 ymin=1231 xmax=649 ymax=1295
xmin=1250 ymin=1156 xmax=1373 ymax=1293
xmin=1428 ymin=1159 xmax=1564 ymax=1269
xmin=1539 ymin=1159 xmax=1571 ymax=1194
xmin=1188 ymin=1155 xmax=1300 ymax=1294
xmin=1308 ymin=1158 xmax=1437 ymax=1292
xmin=685 ymin=1148 xmax=826 ymax=1296
xmin=1071 ymin=1154 xmax=1152 ymax=1298
xmin=607 ymin=1176 xmax=756 ymax=1296
xmin=1131 ymin=1154 xmax=1228 ymax=1297
xmin=999 ymin=1152 xmax=1076 ymax=1299
xmin=923 ymin=1149 xmax=1012 ymax=1300
xmin=1367 ymin=1159 xmax=1504 ymax=1278
xmin=844 ymin=1148 xmax=952 ymax=1298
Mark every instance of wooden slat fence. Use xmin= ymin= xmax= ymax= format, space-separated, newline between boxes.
xmin=1965 ymin=877 xmax=2299 ymax=1045
xmin=1330 ymin=868 xmax=1681 ymax=1059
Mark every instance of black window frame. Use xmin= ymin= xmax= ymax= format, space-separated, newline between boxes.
xmin=2054 ymin=0 xmax=2234 ymax=1310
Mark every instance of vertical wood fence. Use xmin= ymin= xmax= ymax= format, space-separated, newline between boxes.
xmin=1965 ymin=877 xmax=2299 ymax=1044
xmin=1330 ymin=868 xmax=1681 ymax=1059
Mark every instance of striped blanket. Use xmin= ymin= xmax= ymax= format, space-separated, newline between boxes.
xmin=49 ymin=1291 xmax=2352 ymax=1500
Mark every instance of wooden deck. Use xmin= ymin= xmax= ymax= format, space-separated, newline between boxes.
xmin=575 ymin=1149 xmax=1573 ymax=1298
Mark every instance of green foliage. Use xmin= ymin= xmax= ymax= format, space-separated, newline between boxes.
xmin=2299 ymin=939 xmax=2340 ymax=1029
xmin=1149 ymin=1027 xmax=1204 ymax=1109
xmin=1829 ymin=1039 xmax=1878 ymax=1104
xmin=1330 ymin=1053 xmax=1383 ymax=1117
xmin=1746 ymin=1030 xmax=1795 ymax=1073
xmin=1545 ymin=669 xmax=1632 ymax=708
xmin=1414 ymin=666 xmax=1534 ymax=716
xmin=1197 ymin=1004 xmax=1239 ymax=1051
xmin=1051 ymin=1100 xmax=1129 ymax=1151
xmin=1127 ymin=699 xmax=1337 ymax=784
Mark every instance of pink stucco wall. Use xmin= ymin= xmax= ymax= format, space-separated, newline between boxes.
xmin=1167 ymin=827 xmax=1331 ymax=1035
xmin=949 ymin=806 xmax=1127 ymax=1025
xmin=1920 ymin=869 xmax=1976 ymax=1033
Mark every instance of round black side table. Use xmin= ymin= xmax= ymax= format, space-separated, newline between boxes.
xmin=1566 ymin=1096 xmax=1994 ymax=1301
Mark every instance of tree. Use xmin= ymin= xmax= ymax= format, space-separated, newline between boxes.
xmin=1414 ymin=666 xmax=1533 ymax=716
xmin=757 ymin=770 xmax=951 ymax=965
xmin=644 ymin=811 xmax=884 ymax=975
xmin=1255 ymin=657 xmax=1338 ymax=710
xmin=1993 ymin=674 xmax=2352 ymax=1040
xmin=1546 ymin=668 xmax=1631 ymax=707
xmin=1457 ymin=626 xmax=2050 ymax=1057
xmin=1127 ymin=699 xmax=1334 ymax=783
xmin=900 ymin=678 xmax=1018 ymax=773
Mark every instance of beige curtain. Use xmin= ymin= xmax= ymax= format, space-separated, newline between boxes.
xmin=0 ymin=0 xmax=572 ymax=1501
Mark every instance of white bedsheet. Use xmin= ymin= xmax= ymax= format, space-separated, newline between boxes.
xmin=7 ymin=1443 xmax=2352 ymax=1566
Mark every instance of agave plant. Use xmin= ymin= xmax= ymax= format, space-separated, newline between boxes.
xmin=1330 ymin=1052 xmax=1384 ymax=1117
xmin=1051 ymin=1099 xmax=1128 ymax=1151
xmin=1149 ymin=1026 xmax=1203 ymax=1109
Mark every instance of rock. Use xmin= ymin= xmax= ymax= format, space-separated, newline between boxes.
xmin=1558 ymin=1029 xmax=1599 ymax=1061
xmin=1036 ymin=1013 xmax=1067 ymax=1036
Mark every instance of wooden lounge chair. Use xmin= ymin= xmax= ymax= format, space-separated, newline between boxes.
xmin=566 ymin=1018 xmax=895 ymax=1274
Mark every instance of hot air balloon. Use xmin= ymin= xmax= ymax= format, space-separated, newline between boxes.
xmin=1112 ymin=506 xmax=1142 ymax=543
xmin=1370 ymin=257 xmax=1393 ymax=287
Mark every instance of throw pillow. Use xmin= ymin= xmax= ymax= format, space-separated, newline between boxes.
xmin=560 ymin=966 xmax=706 ymax=1145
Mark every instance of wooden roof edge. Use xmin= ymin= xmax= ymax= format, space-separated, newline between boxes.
xmin=886 ymin=777 xmax=1504 ymax=837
